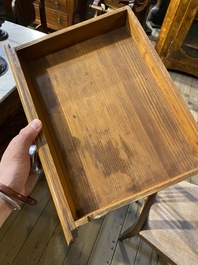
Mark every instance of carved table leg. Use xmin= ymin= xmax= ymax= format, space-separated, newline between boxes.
xmin=119 ymin=193 xmax=157 ymax=241
xmin=38 ymin=0 xmax=48 ymax=33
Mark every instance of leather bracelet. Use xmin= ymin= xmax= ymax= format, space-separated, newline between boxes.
xmin=0 ymin=191 xmax=21 ymax=211
xmin=0 ymin=183 xmax=37 ymax=206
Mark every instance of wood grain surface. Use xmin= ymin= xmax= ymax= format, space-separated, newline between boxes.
xmin=5 ymin=7 xmax=198 ymax=244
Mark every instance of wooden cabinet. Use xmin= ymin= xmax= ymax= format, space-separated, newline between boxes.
xmin=155 ymin=0 xmax=198 ymax=77
xmin=33 ymin=0 xmax=75 ymax=30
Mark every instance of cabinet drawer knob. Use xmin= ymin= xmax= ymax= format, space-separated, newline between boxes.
xmin=56 ymin=17 xmax=62 ymax=24
xmin=54 ymin=1 xmax=60 ymax=8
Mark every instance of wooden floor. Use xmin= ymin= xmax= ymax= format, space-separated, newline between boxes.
xmin=0 ymin=26 xmax=198 ymax=265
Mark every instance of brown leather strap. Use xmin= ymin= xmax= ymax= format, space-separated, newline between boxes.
xmin=0 ymin=183 xmax=37 ymax=205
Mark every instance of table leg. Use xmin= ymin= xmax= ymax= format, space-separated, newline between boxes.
xmin=119 ymin=193 xmax=157 ymax=241
xmin=38 ymin=0 xmax=48 ymax=33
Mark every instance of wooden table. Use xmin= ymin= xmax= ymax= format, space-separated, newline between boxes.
xmin=0 ymin=21 xmax=45 ymax=125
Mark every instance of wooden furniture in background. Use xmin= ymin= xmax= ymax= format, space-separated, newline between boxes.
xmin=5 ymin=0 xmax=36 ymax=26
xmin=33 ymin=0 xmax=74 ymax=30
xmin=36 ymin=0 xmax=48 ymax=33
xmin=33 ymin=0 xmax=87 ymax=30
xmin=155 ymin=0 xmax=198 ymax=77
xmin=90 ymin=0 xmax=153 ymax=35
xmin=148 ymin=0 xmax=170 ymax=28
xmin=5 ymin=7 xmax=198 ymax=245
xmin=120 ymin=181 xmax=198 ymax=265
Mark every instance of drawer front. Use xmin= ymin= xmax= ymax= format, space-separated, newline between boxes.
xmin=34 ymin=0 xmax=67 ymax=13
xmin=35 ymin=6 xmax=68 ymax=30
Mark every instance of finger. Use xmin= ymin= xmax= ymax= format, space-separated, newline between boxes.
xmin=25 ymin=172 xmax=39 ymax=196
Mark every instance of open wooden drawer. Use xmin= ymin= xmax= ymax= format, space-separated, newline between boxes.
xmin=5 ymin=7 xmax=198 ymax=245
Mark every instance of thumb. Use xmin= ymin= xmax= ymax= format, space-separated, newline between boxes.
xmin=17 ymin=119 xmax=42 ymax=151
xmin=20 ymin=119 xmax=42 ymax=139
xmin=1 ymin=119 xmax=42 ymax=162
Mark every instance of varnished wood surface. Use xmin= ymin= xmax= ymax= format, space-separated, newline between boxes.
xmin=33 ymin=0 xmax=74 ymax=30
xmin=5 ymin=7 xmax=198 ymax=244
xmin=155 ymin=0 xmax=198 ymax=77
xmin=1 ymin=18 xmax=198 ymax=264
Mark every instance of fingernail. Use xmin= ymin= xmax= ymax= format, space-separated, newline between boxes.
xmin=30 ymin=119 xmax=42 ymax=130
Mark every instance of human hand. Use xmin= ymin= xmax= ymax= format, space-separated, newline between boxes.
xmin=0 ymin=119 xmax=42 ymax=197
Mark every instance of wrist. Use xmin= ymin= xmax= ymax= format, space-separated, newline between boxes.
xmin=0 ymin=183 xmax=37 ymax=206
xmin=0 ymin=197 xmax=14 ymax=227
xmin=0 ymin=167 xmax=25 ymax=195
